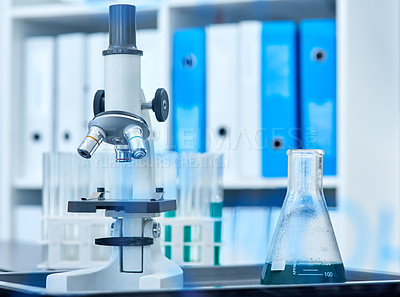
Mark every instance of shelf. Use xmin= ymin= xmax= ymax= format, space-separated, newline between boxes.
xmin=12 ymin=2 xmax=158 ymax=33
xmin=13 ymin=178 xmax=42 ymax=190
xmin=13 ymin=176 xmax=337 ymax=191
xmin=12 ymin=1 xmax=161 ymax=18
xmin=224 ymin=177 xmax=287 ymax=190
xmin=169 ymin=0 xmax=335 ymax=28
xmin=224 ymin=176 xmax=337 ymax=190
xmin=12 ymin=3 xmax=108 ymax=19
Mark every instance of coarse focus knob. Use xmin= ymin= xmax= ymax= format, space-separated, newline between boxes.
xmin=93 ymin=90 xmax=105 ymax=116
xmin=152 ymin=88 xmax=169 ymax=122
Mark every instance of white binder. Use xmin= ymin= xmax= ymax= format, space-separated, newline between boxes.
xmin=238 ymin=21 xmax=262 ymax=178
xmin=86 ymin=32 xmax=108 ymax=124
xmin=136 ymin=29 xmax=169 ymax=152
xmin=15 ymin=205 xmax=42 ymax=244
xmin=220 ymin=206 xmax=236 ymax=264
xmin=234 ymin=206 xmax=271 ymax=264
xmin=206 ymin=23 xmax=240 ymax=181
xmin=56 ymin=33 xmax=86 ymax=153
xmin=23 ymin=36 xmax=55 ymax=184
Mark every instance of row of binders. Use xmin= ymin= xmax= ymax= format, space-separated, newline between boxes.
xmin=22 ymin=30 xmax=164 ymax=184
xmin=172 ymin=19 xmax=337 ymax=179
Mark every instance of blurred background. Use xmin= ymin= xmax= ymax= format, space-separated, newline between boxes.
xmin=0 ymin=0 xmax=398 ymax=273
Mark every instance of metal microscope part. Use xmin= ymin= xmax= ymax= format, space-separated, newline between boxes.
xmin=77 ymin=126 xmax=106 ymax=159
xmin=152 ymin=88 xmax=169 ymax=122
xmin=93 ymin=89 xmax=105 ymax=116
xmin=142 ymin=102 xmax=152 ymax=109
xmin=88 ymin=110 xmax=150 ymax=145
xmin=124 ymin=126 xmax=147 ymax=159
xmin=102 ymin=4 xmax=143 ymax=57
xmin=68 ymin=199 xmax=177 ymax=214
xmin=151 ymin=187 xmax=165 ymax=201
xmin=152 ymin=222 xmax=161 ymax=239
xmin=141 ymin=88 xmax=170 ymax=122
xmin=114 ymin=145 xmax=131 ymax=162
xmin=86 ymin=187 xmax=108 ymax=200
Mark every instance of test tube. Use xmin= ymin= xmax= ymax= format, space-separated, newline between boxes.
xmin=43 ymin=152 xmax=113 ymax=268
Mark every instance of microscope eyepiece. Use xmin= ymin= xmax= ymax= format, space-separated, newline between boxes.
xmin=103 ymin=4 xmax=142 ymax=56
xmin=109 ymin=4 xmax=136 ymax=47
xmin=77 ymin=126 xmax=106 ymax=159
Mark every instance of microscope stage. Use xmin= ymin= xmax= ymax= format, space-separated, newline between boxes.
xmin=68 ymin=199 xmax=176 ymax=214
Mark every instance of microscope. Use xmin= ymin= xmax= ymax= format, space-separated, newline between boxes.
xmin=46 ymin=4 xmax=183 ymax=292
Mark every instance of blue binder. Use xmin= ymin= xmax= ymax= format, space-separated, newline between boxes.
xmin=172 ymin=28 xmax=206 ymax=152
xmin=261 ymin=21 xmax=298 ymax=178
xmin=300 ymin=19 xmax=336 ymax=175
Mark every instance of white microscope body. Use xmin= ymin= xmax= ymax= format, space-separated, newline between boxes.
xmin=46 ymin=4 xmax=182 ymax=292
xmin=47 ymin=215 xmax=183 ymax=292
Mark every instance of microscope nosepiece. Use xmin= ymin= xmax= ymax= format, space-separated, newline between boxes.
xmin=124 ymin=126 xmax=147 ymax=160
xmin=77 ymin=126 xmax=106 ymax=159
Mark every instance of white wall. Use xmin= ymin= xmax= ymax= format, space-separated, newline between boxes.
xmin=0 ymin=0 xmax=13 ymax=241
xmin=336 ymin=0 xmax=400 ymax=272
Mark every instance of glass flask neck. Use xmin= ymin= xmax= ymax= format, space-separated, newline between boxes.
xmin=287 ymin=150 xmax=324 ymax=195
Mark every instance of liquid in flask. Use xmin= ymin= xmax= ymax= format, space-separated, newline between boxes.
xmin=261 ymin=149 xmax=346 ymax=284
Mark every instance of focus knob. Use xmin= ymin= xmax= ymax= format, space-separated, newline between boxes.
xmin=93 ymin=90 xmax=105 ymax=116
xmin=152 ymin=88 xmax=169 ymax=122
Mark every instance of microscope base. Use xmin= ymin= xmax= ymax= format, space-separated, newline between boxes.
xmin=46 ymin=251 xmax=182 ymax=292
xmin=46 ymin=218 xmax=183 ymax=292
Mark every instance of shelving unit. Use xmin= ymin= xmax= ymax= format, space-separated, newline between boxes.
xmin=5 ymin=0 xmax=338 ymax=199
xmin=225 ymin=176 xmax=337 ymax=189
xmin=168 ymin=0 xmax=334 ymax=23
xmin=1 ymin=0 xmax=339 ymax=239
xmin=0 ymin=0 xmax=398 ymax=272
xmin=11 ymin=4 xmax=158 ymax=32
xmin=13 ymin=179 xmax=42 ymax=191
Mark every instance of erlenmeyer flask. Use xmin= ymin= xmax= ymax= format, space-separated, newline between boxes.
xmin=261 ymin=149 xmax=346 ymax=284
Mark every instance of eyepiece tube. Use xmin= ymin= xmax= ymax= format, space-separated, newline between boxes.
xmin=109 ymin=4 xmax=136 ymax=48
xmin=124 ymin=126 xmax=147 ymax=159
xmin=77 ymin=126 xmax=106 ymax=159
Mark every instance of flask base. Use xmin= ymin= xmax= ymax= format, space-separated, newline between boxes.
xmin=261 ymin=262 xmax=346 ymax=285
